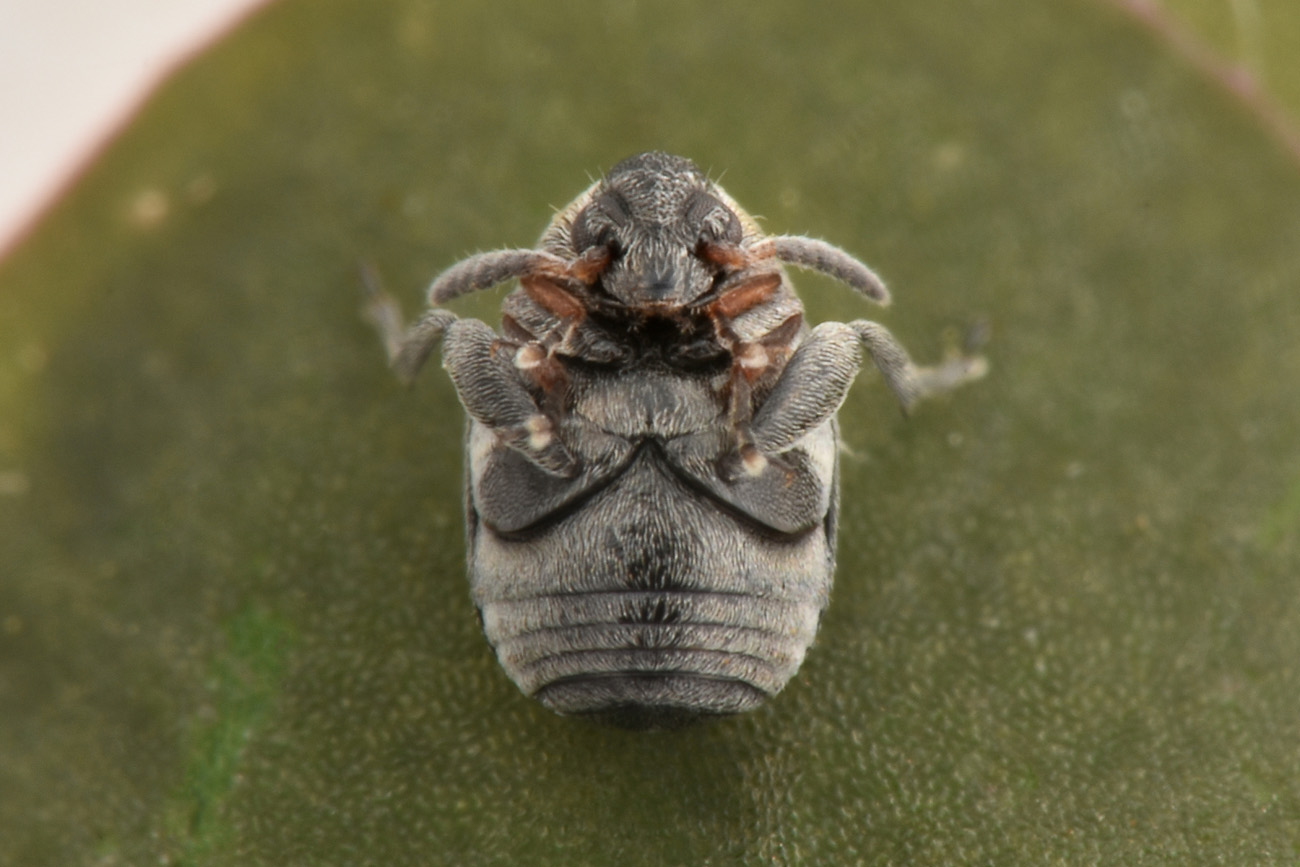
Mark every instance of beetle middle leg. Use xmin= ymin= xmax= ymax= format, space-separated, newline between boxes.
xmin=507 ymin=273 xmax=594 ymax=420
xmin=702 ymin=271 xmax=793 ymax=463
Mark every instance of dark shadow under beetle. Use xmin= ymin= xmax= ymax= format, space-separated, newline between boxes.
xmin=366 ymin=152 xmax=986 ymax=729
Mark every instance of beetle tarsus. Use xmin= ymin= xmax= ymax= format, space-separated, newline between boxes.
xmin=848 ymin=319 xmax=987 ymax=415
xmin=362 ymin=265 xmax=459 ymax=383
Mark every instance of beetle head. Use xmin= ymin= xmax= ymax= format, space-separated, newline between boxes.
xmin=565 ymin=153 xmax=745 ymax=311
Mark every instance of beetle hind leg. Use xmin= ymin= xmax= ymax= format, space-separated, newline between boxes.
xmin=443 ymin=318 xmax=581 ymax=477
xmin=361 ymin=265 xmax=459 ymax=384
xmin=361 ymin=267 xmax=579 ymax=477
xmin=747 ymin=319 xmax=986 ymax=459
xmin=848 ymin=319 xmax=987 ymax=414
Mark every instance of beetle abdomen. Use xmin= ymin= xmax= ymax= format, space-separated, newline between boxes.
xmin=471 ymin=450 xmax=833 ymax=728
xmin=482 ymin=590 xmax=822 ymax=725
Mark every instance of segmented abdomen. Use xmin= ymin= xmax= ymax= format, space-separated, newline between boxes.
xmin=482 ymin=589 xmax=822 ymax=725
xmin=470 ymin=452 xmax=834 ymax=728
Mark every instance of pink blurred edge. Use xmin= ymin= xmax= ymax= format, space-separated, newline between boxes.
xmin=0 ymin=0 xmax=280 ymax=264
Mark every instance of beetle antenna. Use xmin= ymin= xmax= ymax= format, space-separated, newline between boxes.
xmin=752 ymin=235 xmax=892 ymax=306
xmin=427 ymin=249 xmax=573 ymax=305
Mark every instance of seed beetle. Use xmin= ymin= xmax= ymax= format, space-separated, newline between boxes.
xmin=367 ymin=152 xmax=985 ymax=728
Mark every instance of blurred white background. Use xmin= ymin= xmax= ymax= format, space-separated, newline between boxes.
xmin=0 ymin=0 xmax=271 ymax=257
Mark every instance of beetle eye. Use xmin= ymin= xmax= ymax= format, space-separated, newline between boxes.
xmin=569 ymin=210 xmax=599 ymax=253
xmin=702 ymin=208 xmax=742 ymax=245
xmin=572 ymin=214 xmax=624 ymax=260
xmin=684 ymin=190 xmax=742 ymax=246
xmin=571 ymin=190 xmax=631 ymax=255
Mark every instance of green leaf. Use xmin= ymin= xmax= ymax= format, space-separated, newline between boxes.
xmin=3 ymin=0 xmax=1299 ymax=863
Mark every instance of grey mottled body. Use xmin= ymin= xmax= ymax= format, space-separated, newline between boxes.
xmin=368 ymin=153 xmax=984 ymax=727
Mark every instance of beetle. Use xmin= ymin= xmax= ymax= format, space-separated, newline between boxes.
xmin=366 ymin=152 xmax=985 ymax=728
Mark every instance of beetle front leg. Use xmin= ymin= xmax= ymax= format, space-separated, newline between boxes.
xmin=748 ymin=320 xmax=986 ymax=457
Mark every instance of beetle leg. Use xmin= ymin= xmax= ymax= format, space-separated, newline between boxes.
xmin=846 ymin=319 xmax=987 ymax=414
xmin=706 ymin=272 xmax=781 ymax=401
xmin=443 ymin=318 xmax=580 ymax=477
xmin=510 ymin=336 xmax=570 ymax=422
xmin=363 ymin=266 xmax=459 ymax=384
xmin=515 ymin=274 xmax=594 ymax=418
xmin=365 ymin=270 xmax=577 ymax=475
xmin=748 ymin=319 xmax=986 ymax=457
xmin=705 ymin=275 xmax=799 ymax=462
xmin=746 ymin=322 xmax=860 ymax=457
xmin=708 ymin=271 xmax=783 ymax=319
xmin=368 ymin=242 xmax=609 ymax=388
